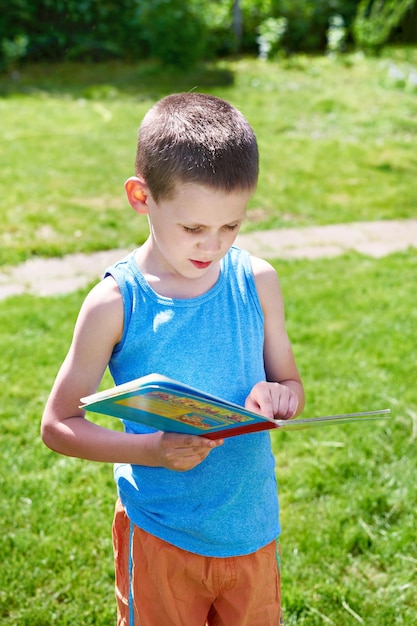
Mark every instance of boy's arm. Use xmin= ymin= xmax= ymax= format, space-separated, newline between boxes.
xmin=41 ymin=276 xmax=221 ymax=470
xmin=248 ymin=256 xmax=305 ymax=420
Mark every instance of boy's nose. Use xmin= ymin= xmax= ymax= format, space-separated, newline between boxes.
xmin=198 ymin=232 xmax=221 ymax=253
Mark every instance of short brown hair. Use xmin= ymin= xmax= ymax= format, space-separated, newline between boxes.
xmin=135 ymin=92 xmax=259 ymax=201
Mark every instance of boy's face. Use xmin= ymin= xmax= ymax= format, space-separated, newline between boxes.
xmin=144 ymin=182 xmax=253 ymax=281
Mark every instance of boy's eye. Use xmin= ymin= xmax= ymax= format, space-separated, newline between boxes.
xmin=183 ymin=226 xmax=201 ymax=234
xmin=182 ymin=223 xmax=240 ymax=234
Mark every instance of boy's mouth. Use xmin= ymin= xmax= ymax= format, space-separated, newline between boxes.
xmin=190 ymin=259 xmax=212 ymax=269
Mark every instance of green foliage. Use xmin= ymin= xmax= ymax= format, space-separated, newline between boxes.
xmin=0 ymin=0 xmax=138 ymax=62
xmin=239 ymin=0 xmax=359 ymax=54
xmin=3 ymin=0 xmax=414 ymax=68
xmin=257 ymin=17 xmax=287 ymax=59
xmin=199 ymin=0 xmax=236 ymax=57
xmin=353 ymin=0 xmax=416 ymax=52
xmin=134 ymin=0 xmax=207 ymax=68
xmin=0 ymin=0 xmax=217 ymax=68
xmin=277 ymin=0 xmax=356 ymax=52
xmin=1 ymin=35 xmax=28 ymax=72
xmin=326 ymin=14 xmax=347 ymax=54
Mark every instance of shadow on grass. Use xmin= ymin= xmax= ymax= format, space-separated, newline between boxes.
xmin=0 ymin=60 xmax=235 ymax=99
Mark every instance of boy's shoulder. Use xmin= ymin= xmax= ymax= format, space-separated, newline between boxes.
xmin=248 ymin=253 xmax=277 ymax=278
xmin=228 ymin=246 xmax=278 ymax=291
xmin=81 ymin=275 xmax=124 ymax=316
xmin=249 ymin=254 xmax=282 ymax=311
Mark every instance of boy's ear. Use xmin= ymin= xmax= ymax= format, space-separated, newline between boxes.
xmin=125 ymin=177 xmax=149 ymax=214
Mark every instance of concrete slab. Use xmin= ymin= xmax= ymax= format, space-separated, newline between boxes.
xmin=1 ymin=219 xmax=416 ymax=300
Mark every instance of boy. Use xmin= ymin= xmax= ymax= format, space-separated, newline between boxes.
xmin=42 ymin=92 xmax=305 ymax=625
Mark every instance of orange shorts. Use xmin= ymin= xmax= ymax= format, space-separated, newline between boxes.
xmin=112 ymin=499 xmax=283 ymax=626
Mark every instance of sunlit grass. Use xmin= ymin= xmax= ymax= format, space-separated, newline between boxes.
xmin=274 ymin=250 xmax=417 ymax=624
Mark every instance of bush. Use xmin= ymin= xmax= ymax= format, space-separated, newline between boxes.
xmin=239 ymin=0 xmax=360 ymax=54
xmin=0 ymin=0 xmax=208 ymax=68
xmin=1 ymin=35 xmax=28 ymax=72
xmin=353 ymin=0 xmax=416 ymax=52
xmin=278 ymin=0 xmax=358 ymax=52
xmin=134 ymin=0 xmax=207 ymax=68
xmin=0 ymin=0 xmax=415 ymax=69
xmin=0 ymin=0 xmax=145 ymax=64
xmin=326 ymin=14 xmax=347 ymax=54
xmin=257 ymin=17 xmax=287 ymax=59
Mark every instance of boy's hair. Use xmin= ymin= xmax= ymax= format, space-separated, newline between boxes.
xmin=135 ymin=92 xmax=259 ymax=201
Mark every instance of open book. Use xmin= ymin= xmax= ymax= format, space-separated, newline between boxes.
xmin=80 ymin=373 xmax=390 ymax=440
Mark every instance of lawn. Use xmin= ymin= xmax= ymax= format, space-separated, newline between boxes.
xmin=1 ymin=49 xmax=416 ymax=624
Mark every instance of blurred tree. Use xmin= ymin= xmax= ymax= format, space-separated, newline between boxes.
xmin=233 ymin=0 xmax=243 ymax=50
xmin=398 ymin=0 xmax=417 ymax=41
xmin=135 ymin=0 xmax=207 ymax=68
xmin=353 ymin=0 xmax=416 ymax=51
xmin=1 ymin=0 xmax=416 ymax=70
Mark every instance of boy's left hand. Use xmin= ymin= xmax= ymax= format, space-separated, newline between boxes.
xmin=245 ymin=381 xmax=298 ymax=421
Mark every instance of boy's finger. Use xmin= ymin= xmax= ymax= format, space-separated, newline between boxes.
xmin=182 ymin=435 xmax=223 ymax=448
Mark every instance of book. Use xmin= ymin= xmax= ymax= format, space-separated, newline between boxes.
xmin=80 ymin=373 xmax=390 ymax=440
xmin=80 ymin=374 xmax=390 ymax=440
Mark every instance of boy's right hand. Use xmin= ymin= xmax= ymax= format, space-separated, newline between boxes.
xmin=154 ymin=432 xmax=224 ymax=472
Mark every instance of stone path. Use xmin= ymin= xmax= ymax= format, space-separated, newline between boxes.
xmin=0 ymin=219 xmax=416 ymax=300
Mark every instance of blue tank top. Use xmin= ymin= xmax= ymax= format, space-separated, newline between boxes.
xmin=105 ymin=246 xmax=280 ymax=557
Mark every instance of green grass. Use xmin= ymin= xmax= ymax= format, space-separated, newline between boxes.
xmin=275 ymin=251 xmax=417 ymax=624
xmin=1 ymin=251 xmax=416 ymax=624
xmin=1 ymin=48 xmax=417 ymax=266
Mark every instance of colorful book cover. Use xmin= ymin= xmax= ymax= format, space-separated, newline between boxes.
xmin=80 ymin=373 xmax=390 ymax=440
